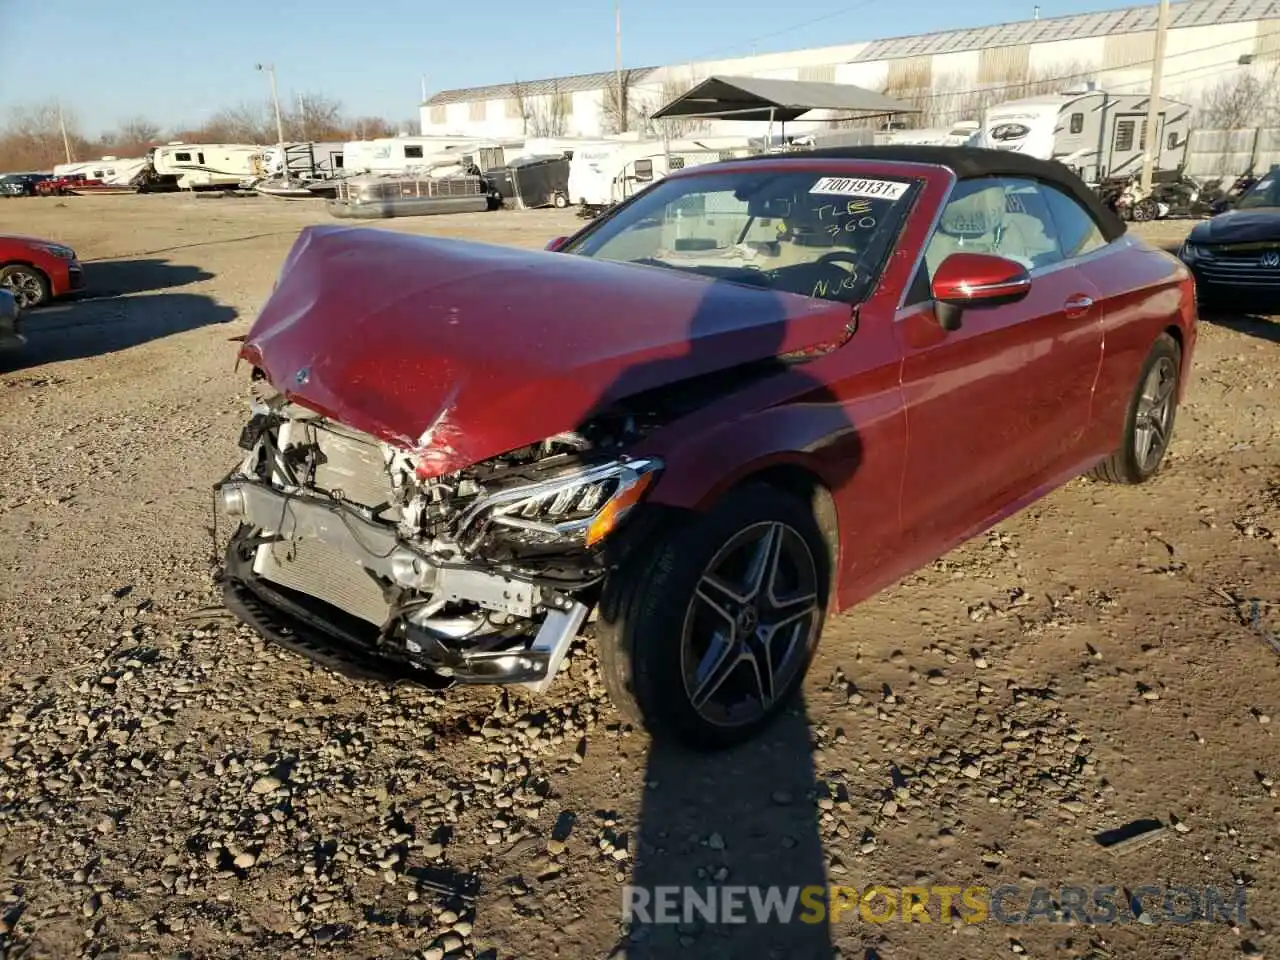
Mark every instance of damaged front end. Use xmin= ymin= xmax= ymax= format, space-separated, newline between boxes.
xmin=216 ymin=372 xmax=663 ymax=692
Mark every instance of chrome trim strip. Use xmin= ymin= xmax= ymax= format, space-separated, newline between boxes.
xmin=957 ymin=276 xmax=1033 ymax=295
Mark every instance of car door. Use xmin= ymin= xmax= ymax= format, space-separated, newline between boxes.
xmin=894 ymin=176 xmax=1104 ymax=558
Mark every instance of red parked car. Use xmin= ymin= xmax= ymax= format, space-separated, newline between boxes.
xmin=0 ymin=234 xmax=85 ymax=309
xmin=216 ymin=146 xmax=1197 ymax=749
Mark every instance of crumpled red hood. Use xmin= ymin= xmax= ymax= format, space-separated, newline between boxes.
xmin=241 ymin=224 xmax=853 ymax=476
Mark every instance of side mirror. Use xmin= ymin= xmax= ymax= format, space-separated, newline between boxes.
xmin=545 ymin=236 xmax=570 ymax=252
xmin=931 ymin=252 xmax=1031 ymax=331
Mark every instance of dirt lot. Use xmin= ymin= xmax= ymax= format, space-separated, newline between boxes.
xmin=0 ymin=193 xmax=1277 ymax=960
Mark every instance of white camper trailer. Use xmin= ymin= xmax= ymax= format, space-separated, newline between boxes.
xmin=877 ymin=121 xmax=979 ymax=147
xmin=566 ymin=138 xmax=753 ymax=217
xmin=257 ymin=142 xmax=346 ymax=180
xmin=353 ymin=136 xmax=494 ymax=175
xmin=975 ymin=88 xmax=1191 ymax=184
xmin=151 ymin=144 xmax=263 ymax=189
xmin=52 ymin=157 xmax=151 ymax=186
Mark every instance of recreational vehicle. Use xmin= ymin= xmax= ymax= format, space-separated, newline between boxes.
xmin=975 ymin=88 xmax=1190 ymax=184
xmin=877 ymin=121 xmax=979 ymax=147
xmin=51 ymin=157 xmax=151 ymax=187
xmin=349 ymin=136 xmax=497 ymax=176
xmin=256 ymin=142 xmax=346 ymax=181
xmin=566 ymin=138 xmax=754 ymax=217
xmin=151 ymin=144 xmax=263 ymax=190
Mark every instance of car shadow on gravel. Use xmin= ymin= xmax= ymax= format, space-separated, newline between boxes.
xmin=579 ymin=274 xmax=862 ymax=958
xmin=1197 ymin=310 xmax=1280 ymax=344
xmin=82 ymin=257 xmax=214 ymax=297
xmin=2 ymin=292 xmax=237 ymax=370
xmin=621 ymin=705 xmax=833 ymax=958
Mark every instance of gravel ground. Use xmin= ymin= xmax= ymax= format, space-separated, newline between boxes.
xmin=0 ymin=194 xmax=1277 ymax=960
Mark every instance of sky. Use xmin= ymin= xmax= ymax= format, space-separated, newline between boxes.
xmin=0 ymin=0 xmax=1147 ymax=136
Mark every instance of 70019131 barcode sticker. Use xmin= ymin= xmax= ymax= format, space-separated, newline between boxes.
xmin=809 ymin=177 xmax=909 ymax=200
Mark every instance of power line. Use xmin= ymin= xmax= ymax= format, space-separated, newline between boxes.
xmin=684 ymin=0 xmax=880 ymax=65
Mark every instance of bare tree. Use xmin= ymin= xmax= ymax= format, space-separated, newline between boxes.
xmin=869 ymin=59 xmax=1094 ymax=130
xmin=290 ymin=92 xmax=346 ymax=140
xmin=347 ymin=115 xmax=399 ymax=140
xmin=115 ymin=116 xmax=161 ymax=151
xmin=600 ymin=69 xmax=646 ymax=134
xmin=510 ymin=80 xmax=532 ymax=135
xmin=1195 ymin=69 xmax=1280 ymax=130
xmin=1 ymin=101 xmax=85 ymax=170
xmin=528 ymin=82 xmax=569 ymax=137
xmin=634 ymin=76 xmax=709 ymax=139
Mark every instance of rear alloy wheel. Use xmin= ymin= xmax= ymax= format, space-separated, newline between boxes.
xmin=596 ymin=484 xmax=829 ymax=750
xmin=1088 ymin=333 xmax=1182 ymax=484
xmin=1130 ymin=198 xmax=1159 ymax=222
xmin=0 ymin=265 xmax=50 ymax=310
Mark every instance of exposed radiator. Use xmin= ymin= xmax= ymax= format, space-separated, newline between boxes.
xmin=306 ymin=421 xmax=397 ymax=513
xmin=254 ymin=537 xmax=391 ymax=626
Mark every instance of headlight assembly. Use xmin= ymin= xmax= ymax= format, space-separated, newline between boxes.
xmin=1179 ymin=243 xmax=1206 ymax=262
xmin=38 ymin=243 xmax=76 ymax=261
xmin=456 ymin=457 xmax=663 ymax=548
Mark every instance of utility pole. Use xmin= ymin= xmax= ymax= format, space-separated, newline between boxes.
xmin=297 ymin=93 xmax=309 ymax=142
xmin=615 ymin=0 xmax=625 ymax=132
xmin=256 ymin=63 xmax=290 ymax=185
xmin=57 ymin=102 xmax=73 ymax=164
xmin=1140 ymin=0 xmax=1171 ymax=194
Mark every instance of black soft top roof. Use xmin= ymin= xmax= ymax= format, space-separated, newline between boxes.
xmin=743 ymin=144 xmax=1127 ymax=241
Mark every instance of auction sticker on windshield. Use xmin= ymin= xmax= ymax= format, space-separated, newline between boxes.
xmin=809 ymin=177 xmax=909 ymax=201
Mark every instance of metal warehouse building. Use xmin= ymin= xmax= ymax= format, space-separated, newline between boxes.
xmin=421 ymin=0 xmax=1280 ymax=139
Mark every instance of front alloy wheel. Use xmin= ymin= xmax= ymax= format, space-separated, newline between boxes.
xmin=0 ymin=266 xmax=50 ymax=309
xmin=682 ymin=522 xmax=820 ymax=728
xmin=596 ymin=484 xmax=830 ymax=750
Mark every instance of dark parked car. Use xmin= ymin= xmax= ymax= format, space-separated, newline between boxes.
xmin=0 ymin=289 xmax=21 ymax=352
xmin=217 ymin=146 xmax=1198 ymax=749
xmin=0 ymin=173 xmax=51 ymax=197
xmin=1179 ymin=169 xmax=1280 ymax=312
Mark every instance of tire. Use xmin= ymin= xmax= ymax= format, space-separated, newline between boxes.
xmin=1088 ymin=332 xmax=1182 ymax=484
xmin=0 ymin=265 xmax=50 ymax=310
xmin=553 ymin=192 xmax=569 ymax=209
xmin=596 ymin=483 xmax=830 ymax=751
xmin=1131 ymin=198 xmax=1158 ymax=222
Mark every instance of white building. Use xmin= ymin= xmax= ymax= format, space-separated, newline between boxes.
xmin=421 ymin=0 xmax=1279 ymax=140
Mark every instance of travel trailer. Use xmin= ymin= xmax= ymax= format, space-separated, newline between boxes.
xmin=52 ymin=157 xmax=150 ymax=186
xmin=974 ymin=88 xmax=1191 ymax=184
xmin=151 ymin=144 xmax=262 ymax=189
xmin=256 ymin=142 xmax=346 ymax=180
xmin=347 ymin=136 xmax=498 ymax=175
xmin=877 ymin=121 xmax=979 ymax=146
xmin=566 ymin=138 xmax=754 ymax=216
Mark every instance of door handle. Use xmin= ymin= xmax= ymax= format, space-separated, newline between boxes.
xmin=1063 ymin=294 xmax=1094 ymax=318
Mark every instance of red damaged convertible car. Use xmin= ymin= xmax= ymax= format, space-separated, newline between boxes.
xmin=217 ymin=146 xmax=1197 ymax=749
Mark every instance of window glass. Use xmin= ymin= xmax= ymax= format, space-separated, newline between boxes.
xmin=1040 ymin=184 xmax=1107 ymax=258
xmin=1114 ymin=121 xmax=1135 ymax=152
xmin=1069 ymin=112 xmax=1084 ymax=134
xmin=922 ymin=177 xmax=1063 ymax=277
xmin=567 ymin=169 xmax=919 ymax=305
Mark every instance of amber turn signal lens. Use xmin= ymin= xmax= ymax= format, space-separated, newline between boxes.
xmin=584 ymin=471 xmax=658 ymax=547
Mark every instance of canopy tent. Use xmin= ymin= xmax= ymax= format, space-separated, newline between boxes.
xmin=650 ymin=75 xmax=920 ymax=124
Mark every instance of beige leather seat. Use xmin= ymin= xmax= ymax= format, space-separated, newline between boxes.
xmin=924 ymin=183 xmax=1010 ymax=277
xmin=924 ymin=181 xmax=1061 ymax=277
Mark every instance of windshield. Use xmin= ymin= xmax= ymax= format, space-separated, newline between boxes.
xmin=564 ymin=168 xmax=920 ymax=304
xmin=1235 ymin=172 xmax=1280 ymax=210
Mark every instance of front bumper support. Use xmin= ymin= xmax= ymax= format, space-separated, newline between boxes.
xmin=216 ymin=476 xmax=590 ymax=691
